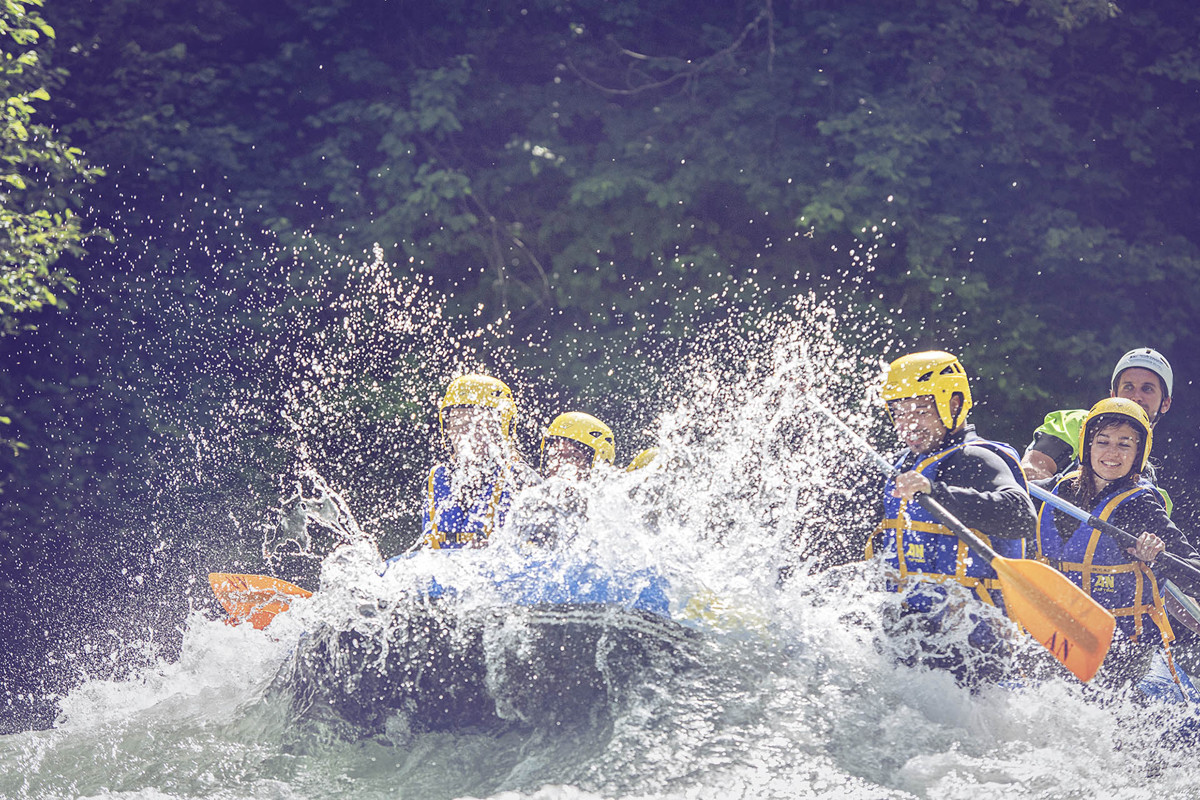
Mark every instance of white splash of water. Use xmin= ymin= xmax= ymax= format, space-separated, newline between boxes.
xmin=8 ymin=284 xmax=1200 ymax=800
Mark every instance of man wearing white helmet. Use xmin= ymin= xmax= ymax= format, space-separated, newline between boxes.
xmin=1021 ymin=348 xmax=1174 ymax=485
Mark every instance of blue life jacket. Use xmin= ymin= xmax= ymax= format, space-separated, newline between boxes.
xmin=1037 ymin=472 xmax=1174 ymax=647
xmin=869 ymin=438 xmax=1027 ymax=612
xmin=423 ymin=461 xmax=520 ymax=549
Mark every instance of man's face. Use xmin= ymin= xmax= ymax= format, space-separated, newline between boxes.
xmin=889 ymin=396 xmax=948 ymax=454
xmin=444 ymin=405 xmax=503 ymax=462
xmin=1113 ymin=367 xmax=1171 ymax=424
xmin=543 ymin=436 xmax=594 ymax=480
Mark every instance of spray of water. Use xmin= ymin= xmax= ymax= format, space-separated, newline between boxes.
xmin=8 ymin=213 xmax=1200 ymax=799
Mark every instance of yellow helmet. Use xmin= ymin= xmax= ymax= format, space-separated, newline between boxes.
xmin=438 ymin=374 xmax=517 ymax=438
xmin=881 ymin=350 xmax=972 ymax=431
xmin=1080 ymin=397 xmax=1152 ymax=474
xmin=625 ymin=447 xmax=659 ymax=472
xmin=541 ymin=412 xmax=615 ymax=466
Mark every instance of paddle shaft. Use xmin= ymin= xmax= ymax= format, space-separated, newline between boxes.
xmin=1028 ymin=483 xmax=1200 ymax=591
xmin=1164 ymin=580 xmax=1200 ymax=637
xmin=809 ymin=398 xmax=897 ymax=474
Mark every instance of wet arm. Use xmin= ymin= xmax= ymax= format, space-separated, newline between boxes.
xmin=1115 ymin=498 xmax=1200 ymax=591
xmin=1022 ymin=431 xmax=1075 ymax=480
xmin=928 ymin=447 xmax=1036 ymax=541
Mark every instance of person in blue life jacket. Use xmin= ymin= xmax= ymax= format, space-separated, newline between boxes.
xmin=1033 ymin=397 xmax=1200 ymax=688
xmin=421 ymin=374 xmax=540 ymax=550
xmin=1024 ymin=348 xmax=1199 ymax=663
xmin=867 ymin=350 xmax=1036 ymax=686
xmin=1021 ymin=348 xmax=1174 ymax=489
xmin=505 ymin=412 xmax=616 ymax=548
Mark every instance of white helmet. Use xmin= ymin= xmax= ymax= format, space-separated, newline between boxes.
xmin=1111 ymin=348 xmax=1173 ymax=398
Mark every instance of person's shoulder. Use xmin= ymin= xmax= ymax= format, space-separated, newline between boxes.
xmin=1032 ymin=408 xmax=1087 ymax=441
xmin=951 ymin=435 xmax=1028 ymax=484
xmin=1127 ymin=481 xmax=1168 ymax=508
xmin=959 ymin=432 xmax=1020 ymax=462
xmin=1098 ymin=479 xmax=1163 ymax=516
xmin=1042 ymin=408 xmax=1088 ymax=423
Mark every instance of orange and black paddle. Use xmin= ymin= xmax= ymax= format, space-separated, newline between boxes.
xmin=208 ymin=572 xmax=312 ymax=630
xmin=809 ymin=395 xmax=1116 ymax=682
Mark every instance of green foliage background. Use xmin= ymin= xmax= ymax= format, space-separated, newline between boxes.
xmin=4 ymin=0 xmax=1200 ymax=730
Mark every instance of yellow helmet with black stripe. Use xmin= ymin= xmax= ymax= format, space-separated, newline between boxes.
xmin=541 ymin=412 xmax=615 ymax=466
xmin=1081 ymin=397 xmax=1152 ymax=474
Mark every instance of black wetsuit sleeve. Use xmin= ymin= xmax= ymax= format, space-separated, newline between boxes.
xmin=1025 ymin=431 xmax=1076 ymax=475
xmin=926 ymin=445 xmax=1036 ymax=541
xmin=1111 ymin=494 xmax=1200 ymax=592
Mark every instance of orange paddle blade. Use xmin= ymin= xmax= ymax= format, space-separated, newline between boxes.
xmin=993 ymin=556 xmax=1115 ymax=683
xmin=208 ymin=572 xmax=313 ymax=630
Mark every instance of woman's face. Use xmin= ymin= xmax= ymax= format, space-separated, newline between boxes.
xmin=1089 ymin=421 xmax=1140 ymax=485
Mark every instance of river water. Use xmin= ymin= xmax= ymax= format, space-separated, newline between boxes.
xmin=4 ymin=249 xmax=1199 ymax=798
xmin=5 ymin=534 xmax=1199 ymax=799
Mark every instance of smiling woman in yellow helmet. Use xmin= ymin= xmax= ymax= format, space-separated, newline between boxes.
xmin=421 ymin=374 xmax=539 ymax=550
xmin=1034 ymin=397 xmax=1200 ymax=684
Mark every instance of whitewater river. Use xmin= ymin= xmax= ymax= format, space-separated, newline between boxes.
xmin=6 ymin=418 xmax=1200 ymax=799
xmin=4 ymin=283 xmax=1198 ymax=799
xmin=3 ymin=550 xmax=1198 ymax=800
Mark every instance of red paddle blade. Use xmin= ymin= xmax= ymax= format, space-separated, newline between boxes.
xmin=994 ymin=556 xmax=1115 ymax=683
xmin=208 ymin=572 xmax=312 ymax=630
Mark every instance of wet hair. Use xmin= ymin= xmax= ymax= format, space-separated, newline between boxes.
xmin=1072 ymin=414 xmax=1144 ymax=506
